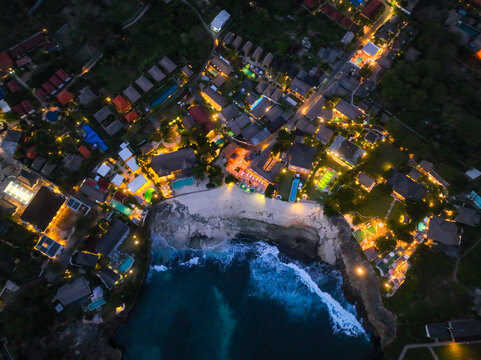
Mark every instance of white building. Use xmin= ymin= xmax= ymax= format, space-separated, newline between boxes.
xmin=210 ymin=10 xmax=231 ymax=33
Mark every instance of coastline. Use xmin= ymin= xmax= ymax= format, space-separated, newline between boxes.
xmin=148 ymin=185 xmax=396 ymax=348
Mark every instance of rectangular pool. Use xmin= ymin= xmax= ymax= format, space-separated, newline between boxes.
xmin=289 ymin=178 xmax=300 ymax=202
xmin=172 ymin=177 xmax=194 ymax=190
xmin=119 ymin=256 xmax=134 ymax=273
xmin=110 ymin=200 xmax=133 ymax=216
xmin=88 ymin=298 xmax=106 ymax=311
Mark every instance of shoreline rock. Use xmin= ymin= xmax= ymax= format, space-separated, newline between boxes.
xmin=150 ymin=197 xmax=397 ymax=348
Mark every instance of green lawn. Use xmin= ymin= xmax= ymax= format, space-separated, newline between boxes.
xmin=360 ymin=142 xmax=408 ymax=178
xmin=353 ymin=186 xmax=393 ymax=218
xmin=277 ymin=170 xmax=295 ymax=201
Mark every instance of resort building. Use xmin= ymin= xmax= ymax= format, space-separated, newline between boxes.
xmin=426 ymin=216 xmax=461 ymax=246
xmin=55 ymin=277 xmax=91 ymax=308
xmin=288 ymin=77 xmax=312 ymax=99
xmin=288 ymin=143 xmax=317 ymax=175
xmin=210 ymin=10 xmax=231 ymax=33
xmin=201 ymin=86 xmax=227 ymax=111
xmin=94 ymin=218 xmax=130 ymax=258
xmin=19 ymin=186 xmax=65 ymax=233
xmin=159 ymin=56 xmax=177 ymax=74
xmin=328 ymin=135 xmax=366 ymax=167
xmin=207 ymin=56 xmax=233 ymax=77
xmin=387 ymin=170 xmax=428 ymax=201
xmin=150 ymin=148 xmax=197 ymax=180
xmin=357 ymin=173 xmax=376 ymax=192
xmin=315 ymin=125 xmax=334 ymax=145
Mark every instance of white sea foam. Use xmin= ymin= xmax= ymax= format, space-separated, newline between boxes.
xmin=149 ymin=241 xmax=365 ymax=337
xmin=151 ymin=264 xmax=169 ymax=272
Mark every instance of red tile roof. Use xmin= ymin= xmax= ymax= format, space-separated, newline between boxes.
xmin=56 ymin=90 xmax=74 ymax=106
xmin=34 ymin=88 xmax=48 ymax=100
xmin=331 ymin=9 xmax=343 ymax=21
xmin=124 ymin=110 xmax=138 ymax=123
xmin=204 ymin=121 xmax=216 ymax=133
xmin=321 ymin=4 xmax=335 ymax=16
xmin=188 ymin=106 xmax=210 ymax=124
xmin=16 ymin=56 xmax=31 ymax=67
xmin=77 ymin=145 xmax=91 ymax=158
xmin=13 ymin=104 xmax=26 ymax=116
xmin=303 ymin=0 xmax=319 ymax=9
xmin=113 ymin=95 xmax=130 ymax=112
xmin=25 ymin=146 xmax=37 ymax=159
xmin=6 ymin=80 xmax=19 ymax=93
xmin=361 ymin=0 xmax=382 ymax=19
xmin=48 ymin=75 xmax=63 ymax=88
xmin=97 ymin=177 xmax=110 ymax=189
xmin=9 ymin=33 xmax=46 ymax=58
xmin=41 ymin=81 xmax=55 ymax=94
xmin=0 ymin=51 xmax=13 ymax=69
xmin=340 ymin=16 xmax=353 ymax=29
xmin=55 ymin=69 xmax=70 ymax=82
xmin=21 ymin=100 xmax=34 ymax=114
xmin=114 ymin=191 xmax=127 ymax=203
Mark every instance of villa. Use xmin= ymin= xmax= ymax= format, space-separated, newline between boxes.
xmin=387 ymin=170 xmax=427 ymax=201
xmin=328 ymin=135 xmax=365 ymax=167
xmin=20 ymin=186 xmax=65 ymax=233
xmin=426 ymin=216 xmax=461 ymax=246
xmin=149 ymin=148 xmax=197 ymax=179
xmin=94 ymin=218 xmax=130 ymax=258
xmin=288 ymin=143 xmax=317 ymax=175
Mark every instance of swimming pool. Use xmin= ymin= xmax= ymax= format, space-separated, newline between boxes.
xmin=250 ymin=96 xmax=264 ymax=111
xmin=119 ymin=256 xmax=134 ymax=273
xmin=88 ymin=298 xmax=106 ymax=311
xmin=458 ymin=22 xmax=481 ymax=37
xmin=110 ymin=200 xmax=133 ymax=216
xmin=151 ymin=84 xmax=179 ymax=107
xmin=240 ymin=183 xmax=254 ymax=194
xmin=46 ymin=110 xmax=59 ymax=122
xmin=172 ymin=177 xmax=194 ymax=190
xmin=417 ymin=222 xmax=426 ymax=232
xmin=242 ymin=65 xmax=257 ymax=79
xmin=468 ymin=191 xmax=481 ymax=210
xmin=289 ymin=178 xmax=300 ymax=202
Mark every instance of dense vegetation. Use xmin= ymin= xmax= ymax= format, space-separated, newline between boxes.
xmin=378 ymin=16 xmax=481 ymax=174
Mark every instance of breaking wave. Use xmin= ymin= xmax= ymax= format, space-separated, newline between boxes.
xmin=150 ymin=241 xmax=366 ymax=337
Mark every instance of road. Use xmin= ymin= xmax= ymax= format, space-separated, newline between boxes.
xmin=294 ymin=1 xmax=394 ymax=125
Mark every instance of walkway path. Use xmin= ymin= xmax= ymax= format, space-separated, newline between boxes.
xmin=385 ymin=197 xmax=397 ymax=220
xmin=398 ymin=339 xmax=481 ymax=360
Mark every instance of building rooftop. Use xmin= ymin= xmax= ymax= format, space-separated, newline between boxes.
xmin=80 ymin=179 xmax=109 ymax=203
xmin=328 ymin=135 xmax=365 ymax=167
xmin=315 ymin=124 xmax=334 ymax=145
xmin=335 ymin=99 xmax=362 ymax=120
xmin=135 ymin=75 xmax=154 ymax=93
xmin=112 ymin=95 xmax=130 ymax=112
xmin=73 ymin=251 xmax=99 ymax=267
xmin=123 ymin=85 xmax=142 ymax=103
xmin=289 ymin=77 xmax=311 ymax=97
xmin=427 ymin=216 xmax=460 ymax=246
xmin=93 ymin=106 xmax=113 ymax=123
xmin=94 ymin=218 xmax=130 ymax=256
xmin=219 ymin=104 xmax=240 ymax=123
xmin=55 ymin=277 xmax=91 ymax=307
xmin=209 ymin=56 xmax=233 ymax=76
xmin=147 ymin=65 xmax=166 ymax=82
xmin=150 ymin=148 xmax=197 ymax=177
xmin=98 ymin=267 xmax=121 ymax=289
xmin=78 ymin=86 xmax=97 ymax=105
xmin=35 ymin=235 xmax=63 ymax=258
xmin=128 ymin=174 xmax=147 ymax=193
xmin=387 ymin=170 xmax=428 ymax=201
xmin=455 ymin=207 xmax=480 ymax=227
xmin=290 ymin=143 xmax=317 ymax=172
xmin=159 ymin=56 xmax=177 ymax=74
xmin=20 ymin=186 xmax=65 ymax=232
xmin=357 ymin=173 xmax=376 ymax=189
xmin=202 ymin=86 xmax=227 ymax=109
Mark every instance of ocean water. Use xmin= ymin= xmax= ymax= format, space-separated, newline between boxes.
xmin=114 ymin=239 xmax=376 ymax=360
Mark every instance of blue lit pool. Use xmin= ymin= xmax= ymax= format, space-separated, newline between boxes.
xmin=250 ymin=96 xmax=264 ymax=111
xmin=88 ymin=298 xmax=106 ymax=311
xmin=289 ymin=178 xmax=300 ymax=202
xmin=172 ymin=177 xmax=194 ymax=190
xmin=119 ymin=256 xmax=134 ymax=273
xmin=110 ymin=200 xmax=133 ymax=216
xmin=458 ymin=22 xmax=481 ymax=37
xmin=151 ymin=84 xmax=179 ymax=107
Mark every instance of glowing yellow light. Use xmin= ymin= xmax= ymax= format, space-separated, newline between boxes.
xmin=356 ymin=267 xmax=365 ymax=276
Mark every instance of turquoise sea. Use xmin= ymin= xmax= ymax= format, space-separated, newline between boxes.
xmin=114 ymin=239 xmax=377 ymax=360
